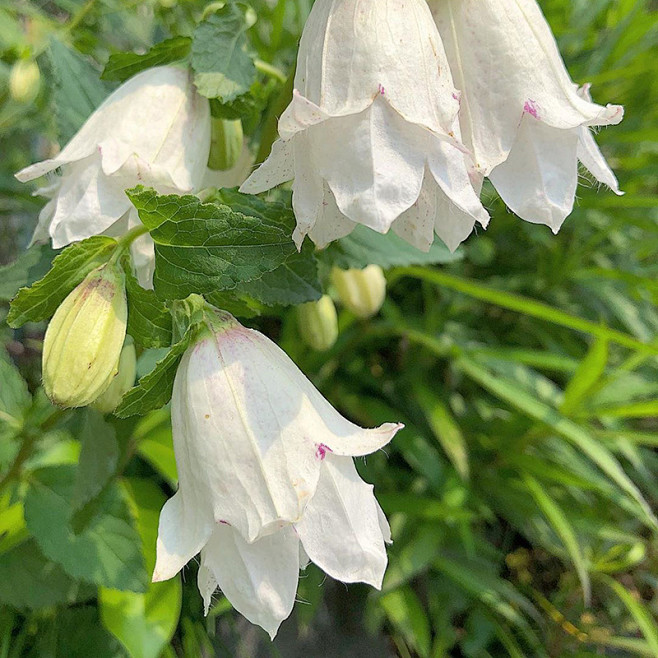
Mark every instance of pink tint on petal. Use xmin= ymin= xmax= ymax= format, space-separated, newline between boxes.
xmin=315 ymin=443 xmax=333 ymax=461
xmin=524 ymin=100 xmax=540 ymax=119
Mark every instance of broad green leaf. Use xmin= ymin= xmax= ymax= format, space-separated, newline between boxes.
xmin=0 ymin=540 xmax=82 ymax=610
xmin=102 ymin=37 xmax=192 ymax=82
xmin=124 ymin=260 xmax=173 ymax=348
xmin=0 ymin=243 xmax=57 ymax=302
xmin=414 ymin=383 xmax=469 ymax=479
xmin=380 ymin=587 xmax=431 ymax=658
xmin=322 ymin=225 xmax=462 ymax=270
xmin=127 ymin=187 xmax=298 ymax=300
xmin=457 ymin=355 xmax=658 ymax=531
xmin=0 ymin=350 xmax=30 ymax=436
xmin=599 ymin=574 xmax=658 ymax=656
xmin=0 ymin=498 xmax=28 ymax=554
xmin=134 ymin=409 xmax=177 ymax=487
xmin=115 ymin=323 xmax=200 ymax=418
xmin=7 ymin=236 xmax=117 ymax=328
xmin=53 ymin=606 xmax=125 ymax=658
xmin=191 ymin=4 xmax=256 ymax=102
xmin=100 ymin=479 xmax=181 ymax=658
xmin=561 ymin=337 xmax=608 ymax=415
xmin=24 ymin=465 xmax=148 ymax=592
xmin=523 ymin=474 xmax=591 ymax=604
xmin=49 ymin=38 xmax=110 ymax=143
xmin=391 ymin=267 xmax=658 ymax=354
xmin=72 ymin=410 xmax=120 ymax=510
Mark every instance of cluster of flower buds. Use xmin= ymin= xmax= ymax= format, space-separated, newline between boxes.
xmin=243 ymin=0 xmax=622 ymax=251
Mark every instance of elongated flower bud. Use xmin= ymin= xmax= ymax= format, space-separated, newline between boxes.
xmin=92 ymin=338 xmax=137 ymax=413
xmin=43 ymin=264 xmax=128 ymax=408
xmin=331 ymin=265 xmax=387 ymax=319
xmin=297 ymin=295 xmax=338 ymax=352
xmin=9 ymin=59 xmax=40 ymax=104
xmin=208 ymin=118 xmax=244 ymax=171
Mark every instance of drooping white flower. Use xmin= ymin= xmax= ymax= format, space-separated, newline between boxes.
xmin=430 ymin=0 xmax=624 ymax=232
xmin=16 ymin=66 xmax=211 ymax=285
xmin=241 ymin=0 xmax=489 ymax=253
xmin=153 ymin=310 xmax=401 ymax=638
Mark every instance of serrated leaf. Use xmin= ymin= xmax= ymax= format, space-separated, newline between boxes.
xmin=191 ymin=5 xmax=256 ymax=103
xmin=101 ymin=37 xmax=192 ymax=82
xmin=127 ymin=187 xmax=298 ymax=301
xmin=321 ymin=225 xmax=462 ymax=270
xmin=115 ymin=324 xmax=199 ymax=418
xmin=124 ymin=260 xmax=173 ymax=348
xmin=0 ymin=243 xmax=58 ymax=302
xmin=49 ymin=38 xmax=110 ymax=143
xmin=0 ymin=540 xmax=81 ymax=610
xmin=24 ymin=465 xmax=148 ymax=592
xmin=7 ymin=236 xmax=117 ymax=328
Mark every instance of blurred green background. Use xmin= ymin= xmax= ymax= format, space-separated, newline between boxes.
xmin=1 ymin=0 xmax=658 ymax=656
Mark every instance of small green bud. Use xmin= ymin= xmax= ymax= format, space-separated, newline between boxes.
xmin=9 ymin=59 xmax=40 ymax=104
xmin=297 ymin=295 xmax=338 ymax=352
xmin=92 ymin=338 xmax=137 ymax=413
xmin=208 ymin=118 xmax=244 ymax=171
xmin=331 ymin=265 xmax=387 ymax=318
xmin=43 ymin=264 xmax=128 ymax=408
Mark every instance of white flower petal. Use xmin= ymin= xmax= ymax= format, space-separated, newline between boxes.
xmin=311 ymin=98 xmax=426 ymax=233
xmin=296 ymin=456 xmax=389 ymax=589
xmin=198 ymin=524 xmax=299 ymax=639
xmin=291 ymin=134 xmax=324 ymax=249
xmin=240 ymin=139 xmax=294 ymax=194
xmin=431 ymin=0 xmax=623 ymax=173
xmin=489 ymin=116 xmax=580 ymax=232
xmin=170 ymin=321 xmax=401 ymax=543
xmin=307 ymin=185 xmax=357 ymax=249
xmin=47 ymin=155 xmax=132 ymax=248
xmin=578 ymin=128 xmax=622 ymax=195
xmin=296 ymin=0 xmax=458 ymax=133
xmin=152 ymin=492 xmax=213 ymax=583
xmin=278 ymin=92 xmax=331 ymax=141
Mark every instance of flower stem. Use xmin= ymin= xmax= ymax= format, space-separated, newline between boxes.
xmin=109 ymin=224 xmax=150 ymax=265
xmin=255 ymin=59 xmax=287 ymax=84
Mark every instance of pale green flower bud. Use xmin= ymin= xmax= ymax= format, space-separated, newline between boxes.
xmin=331 ymin=265 xmax=386 ymax=318
xmin=208 ymin=118 xmax=244 ymax=171
xmin=43 ymin=264 xmax=128 ymax=408
xmin=92 ymin=338 xmax=137 ymax=413
xmin=297 ymin=295 xmax=338 ymax=352
xmin=9 ymin=59 xmax=40 ymax=104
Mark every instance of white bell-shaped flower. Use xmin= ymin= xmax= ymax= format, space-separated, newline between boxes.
xmin=153 ymin=311 xmax=401 ymax=638
xmin=16 ymin=66 xmax=211 ymax=285
xmin=430 ymin=0 xmax=623 ymax=232
xmin=241 ymin=0 xmax=489 ymax=252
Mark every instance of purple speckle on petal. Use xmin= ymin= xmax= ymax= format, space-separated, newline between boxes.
xmin=524 ymin=100 xmax=540 ymax=119
xmin=315 ymin=443 xmax=333 ymax=460
xmin=378 ymin=83 xmax=386 ymax=96
xmin=218 ymin=519 xmax=230 ymax=525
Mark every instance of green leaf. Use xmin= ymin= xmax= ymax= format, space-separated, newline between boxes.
xmin=0 ymin=243 xmax=58 ymax=303
xmin=7 ymin=236 xmax=117 ymax=328
xmin=54 ymin=606 xmax=125 ymax=658
xmin=73 ymin=410 xmax=120 ymax=510
xmin=391 ymin=267 xmax=658 ymax=354
xmin=127 ymin=187 xmax=298 ymax=301
xmin=599 ymin=574 xmax=658 ymax=656
xmin=134 ymin=409 xmax=177 ymax=487
xmin=211 ymin=189 xmax=322 ymax=306
xmin=0 ymin=540 xmax=81 ymax=609
xmin=124 ymin=260 xmax=173 ymax=348
xmin=101 ymin=37 xmax=192 ymax=82
xmin=457 ymin=355 xmax=658 ymax=531
xmin=380 ymin=586 xmax=432 ymax=658
xmin=100 ymin=479 xmax=182 ymax=658
xmin=24 ymin=465 xmax=148 ymax=592
xmin=115 ymin=323 xmax=200 ymax=418
xmin=321 ymin=225 xmax=462 ymax=270
xmin=522 ymin=474 xmax=591 ymax=604
xmin=49 ymin=38 xmax=110 ymax=143
xmin=414 ymin=383 xmax=469 ymax=480
xmin=0 ymin=350 xmax=30 ymax=437
xmin=191 ymin=4 xmax=256 ymax=103
xmin=561 ymin=337 xmax=608 ymax=414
